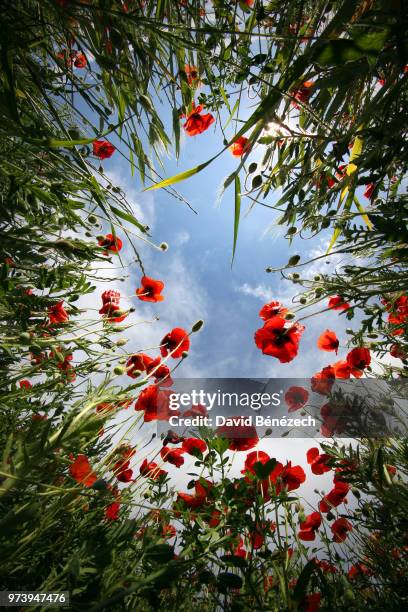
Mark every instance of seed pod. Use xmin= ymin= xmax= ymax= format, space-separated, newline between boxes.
xmin=288 ymin=255 xmax=300 ymax=266
xmin=252 ymin=175 xmax=263 ymax=189
xmin=191 ymin=320 xmax=204 ymax=333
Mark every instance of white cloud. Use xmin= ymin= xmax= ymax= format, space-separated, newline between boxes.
xmin=235 ymin=283 xmax=275 ymax=302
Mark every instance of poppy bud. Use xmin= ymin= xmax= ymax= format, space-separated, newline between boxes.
xmin=191 ymin=320 xmax=204 ymax=333
xmin=344 ymin=589 xmax=355 ymax=602
xmin=181 ymin=351 xmax=189 ymax=359
xmin=20 ymin=332 xmax=31 ymax=343
xmin=129 ymin=307 xmax=135 ymax=312
xmin=351 ymin=487 xmax=361 ymax=499
xmin=88 ymin=215 xmax=97 ymax=224
xmin=367 ymin=333 xmax=378 ymax=338
xmin=113 ymin=366 xmax=125 ymax=375
xmin=291 ymin=273 xmax=300 ymax=280
xmin=288 ymin=255 xmax=300 ymax=266
xmin=85 ymin=231 xmax=92 ymax=237
xmin=252 ymin=175 xmax=263 ymax=189
xmin=284 ymin=312 xmax=295 ymax=320
xmin=346 ymin=328 xmax=353 ymax=334
xmin=248 ymin=162 xmax=257 ymax=174
xmin=287 ymin=227 xmax=297 ymax=235
xmin=116 ymin=339 xmax=127 ymax=347
xmin=300 ymin=297 xmax=307 ymax=304
xmin=326 ymin=511 xmax=335 ymax=521
xmin=266 ymin=267 xmax=272 ymax=273
xmin=314 ymin=275 xmax=321 ymax=281
xmin=160 ymin=242 xmax=169 ymax=251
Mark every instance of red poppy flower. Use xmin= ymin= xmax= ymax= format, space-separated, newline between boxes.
xmin=19 ymin=379 xmax=32 ymax=390
xmin=298 ymin=511 xmax=322 ymax=541
xmin=279 ymin=462 xmax=306 ymax=492
xmin=328 ymin=295 xmax=350 ymax=311
xmin=320 ymin=401 xmax=349 ymax=437
xmin=177 ymin=479 xmax=213 ymax=509
xmin=242 ymin=0 xmax=254 ymax=6
xmin=135 ymin=385 xmax=173 ymax=422
xmin=92 ymin=140 xmax=115 ymax=159
xmin=160 ymin=327 xmax=190 ymax=358
xmin=208 ymin=510 xmax=222 ymax=527
xmin=291 ymin=81 xmax=314 ymax=108
xmin=302 ymin=592 xmax=321 ymax=612
xmin=311 ymin=365 xmax=335 ymax=395
xmin=364 ymin=183 xmax=375 ymax=200
xmin=390 ymin=344 xmax=405 ymax=359
xmin=285 ymin=386 xmax=309 ymax=412
xmin=139 ymin=458 xmax=167 ymax=480
xmin=306 ymin=447 xmax=332 ymax=475
xmin=162 ymin=523 xmax=177 ymax=539
xmin=216 ymin=423 xmax=259 ymax=451
xmin=346 ymin=347 xmax=371 ymax=377
xmin=96 ymin=399 xmax=132 ymax=413
xmin=183 ymin=403 xmax=208 ymax=417
xmin=348 ymin=562 xmax=372 ymax=580
xmin=249 ymin=529 xmax=264 ymax=549
xmin=48 ymin=301 xmax=69 ymax=324
xmin=98 ymin=233 xmax=123 ymax=254
xmin=331 ymin=517 xmax=352 ymax=543
xmin=99 ymin=289 xmax=127 ymax=322
xmin=69 ymin=454 xmax=97 ymax=487
xmin=254 ymin=316 xmax=305 ymax=363
xmin=160 ymin=446 xmax=185 ymax=468
xmin=182 ymin=437 xmax=207 ymax=456
xmin=315 ymin=559 xmax=337 ymax=574
xmin=259 ymin=301 xmax=289 ymax=321
xmin=332 ymin=360 xmax=351 ymax=379
xmin=319 ymin=481 xmax=350 ymax=513
xmin=317 ymin=330 xmax=339 ymax=353
xmin=105 ymin=502 xmax=120 ymax=521
xmin=229 ymin=136 xmax=251 ymax=157
xmin=183 ymin=103 xmax=215 ymax=136
xmin=116 ymin=468 xmax=133 ymax=482
xmin=242 ymin=450 xmax=271 ymax=475
xmin=126 ymin=353 xmax=155 ymax=378
xmin=184 ymin=64 xmax=201 ymax=86
xmin=146 ymin=357 xmax=173 ymax=386
xmin=135 ymin=275 xmax=164 ymax=302
xmin=73 ymin=51 xmax=87 ymax=68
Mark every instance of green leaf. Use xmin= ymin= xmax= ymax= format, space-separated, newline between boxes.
xmin=231 ymin=175 xmax=241 ymax=265
xmin=293 ymin=560 xmax=317 ymax=602
xmin=220 ymin=555 xmax=247 ymax=568
xmin=252 ymin=458 xmax=277 ymax=480
xmin=145 ymin=157 xmax=217 ymax=191
xmin=144 ymin=543 xmax=174 ymax=564
xmin=29 ymin=136 xmax=97 ymax=148
xmin=110 ymin=205 xmax=148 ymax=234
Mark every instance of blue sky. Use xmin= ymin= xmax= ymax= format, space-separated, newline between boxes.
xmin=100 ymin=113 xmax=352 ymax=381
